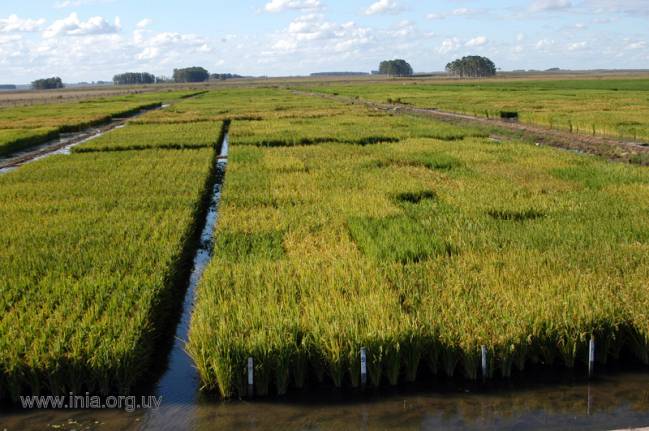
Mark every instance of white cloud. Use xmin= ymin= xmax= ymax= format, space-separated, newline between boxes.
xmin=426 ymin=13 xmax=444 ymax=20
xmin=451 ymin=8 xmax=478 ymax=16
xmin=0 ymin=15 xmax=46 ymax=33
xmin=365 ymin=0 xmax=401 ymax=16
xmin=0 ymin=34 xmax=22 ymax=44
xmin=54 ymin=0 xmax=115 ymax=9
xmin=54 ymin=0 xmax=115 ymax=8
xmin=269 ymin=14 xmax=371 ymax=54
xmin=426 ymin=8 xmax=479 ymax=20
xmin=388 ymin=20 xmax=416 ymax=38
xmin=43 ymin=13 xmax=121 ymax=38
xmin=535 ymin=38 xmax=555 ymax=49
xmin=625 ymin=41 xmax=646 ymax=50
xmin=465 ymin=36 xmax=488 ymax=47
xmin=582 ymin=0 xmax=649 ymax=16
xmin=136 ymin=19 xmax=153 ymax=29
xmin=136 ymin=46 xmax=159 ymax=60
xmin=438 ymin=37 xmax=461 ymax=55
xmin=264 ymin=0 xmax=321 ymax=13
xmin=567 ymin=41 xmax=587 ymax=50
xmin=529 ymin=0 xmax=572 ymax=12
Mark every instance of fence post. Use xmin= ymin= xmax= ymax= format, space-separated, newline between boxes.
xmin=588 ymin=336 xmax=595 ymax=378
xmin=247 ymin=357 xmax=254 ymax=397
xmin=360 ymin=347 xmax=367 ymax=387
xmin=481 ymin=345 xmax=488 ymax=380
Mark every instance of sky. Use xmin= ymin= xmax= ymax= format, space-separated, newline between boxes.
xmin=0 ymin=0 xmax=647 ymax=84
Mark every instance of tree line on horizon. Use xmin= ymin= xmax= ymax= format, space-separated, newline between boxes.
xmin=29 ymin=55 xmax=498 ymax=90
xmin=375 ymin=56 xmax=496 ymax=78
xmin=32 ymin=77 xmax=64 ymax=90
xmin=111 ymin=68 xmax=243 ymax=85
xmin=445 ymin=56 xmax=497 ymax=78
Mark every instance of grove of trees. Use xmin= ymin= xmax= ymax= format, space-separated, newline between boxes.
xmin=445 ymin=56 xmax=497 ymax=78
xmin=113 ymin=72 xmax=156 ymax=85
xmin=32 ymin=77 xmax=64 ymax=90
xmin=210 ymin=73 xmax=243 ymax=81
xmin=378 ymin=59 xmax=413 ymax=77
xmin=173 ymin=67 xmax=210 ymax=83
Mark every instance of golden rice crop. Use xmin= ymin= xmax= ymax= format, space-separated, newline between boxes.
xmin=188 ymin=87 xmax=649 ymax=398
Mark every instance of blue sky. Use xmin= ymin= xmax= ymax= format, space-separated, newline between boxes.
xmin=0 ymin=0 xmax=647 ymax=83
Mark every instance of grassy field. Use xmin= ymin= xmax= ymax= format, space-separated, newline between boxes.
xmin=187 ymin=87 xmax=649 ymax=398
xmin=0 ymin=90 xmax=225 ymax=398
xmin=301 ymin=77 xmax=649 ymax=142
xmin=0 ymin=90 xmax=202 ymax=158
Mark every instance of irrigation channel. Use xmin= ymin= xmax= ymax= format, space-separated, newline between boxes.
xmin=3 ymin=131 xmax=649 ymax=430
xmin=0 ymin=103 xmax=168 ymax=174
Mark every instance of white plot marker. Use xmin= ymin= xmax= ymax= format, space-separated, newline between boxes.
xmin=247 ymin=357 xmax=254 ymax=396
xmin=481 ymin=345 xmax=488 ymax=380
xmin=360 ymin=348 xmax=367 ymax=387
xmin=588 ymin=336 xmax=596 ymax=378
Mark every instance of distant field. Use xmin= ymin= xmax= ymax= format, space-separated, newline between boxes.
xmin=188 ymin=88 xmax=649 ymax=398
xmin=0 ymin=90 xmax=201 ymax=158
xmin=302 ymin=77 xmax=649 ymax=142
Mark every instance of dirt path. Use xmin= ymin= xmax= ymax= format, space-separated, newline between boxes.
xmin=292 ymin=90 xmax=649 ymax=165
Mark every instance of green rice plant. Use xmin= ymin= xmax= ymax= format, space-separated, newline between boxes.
xmin=187 ymin=87 xmax=649 ymax=398
xmin=303 ymin=78 xmax=649 ymax=143
xmin=0 ymin=90 xmax=199 ymax=157
xmin=0 ymin=121 xmax=223 ymax=399
xmin=73 ymin=122 xmax=223 ymax=152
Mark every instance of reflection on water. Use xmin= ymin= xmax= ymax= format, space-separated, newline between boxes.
xmin=3 ymin=370 xmax=649 ymax=430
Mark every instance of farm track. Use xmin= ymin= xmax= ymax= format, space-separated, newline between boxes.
xmin=292 ymin=89 xmax=649 ymax=163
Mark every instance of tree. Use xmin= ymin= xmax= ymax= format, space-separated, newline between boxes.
xmin=445 ymin=56 xmax=496 ymax=78
xmin=31 ymin=77 xmax=64 ymax=90
xmin=173 ymin=67 xmax=210 ymax=83
xmin=113 ymin=72 xmax=156 ymax=85
xmin=378 ymin=59 xmax=413 ymax=77
xmin=209 ymin=73 xmax=243 ymax=81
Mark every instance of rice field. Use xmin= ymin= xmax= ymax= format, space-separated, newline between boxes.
xmin=302 ymin=77 xmax=649 ymax=142
xmin=3 ymin=81 xmax=649 ymax=403
xmin=0 ymin=90 xmax=201 ymax=158
xmin=73 ymin=122 xmax=223 ymax=152
xmin=187 ymin=87 xmax=649 ymax=398
xmin=0 ymin=96 xmax=226 ymax=398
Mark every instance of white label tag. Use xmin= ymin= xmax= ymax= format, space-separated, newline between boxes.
xmin=247 ymin=357 xmax=254 ymax=385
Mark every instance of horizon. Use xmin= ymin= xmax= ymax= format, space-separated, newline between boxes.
xmin=1 ymin=0 xmax=648 ymax=85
